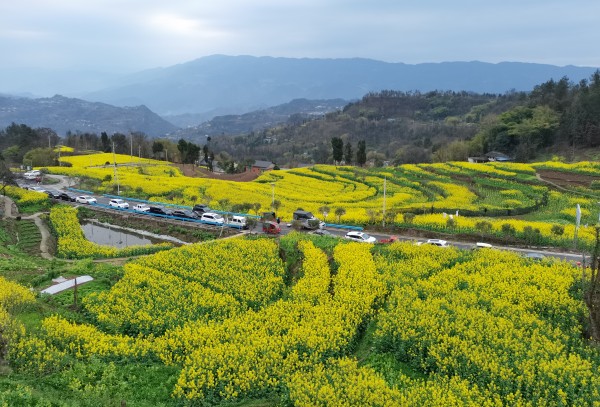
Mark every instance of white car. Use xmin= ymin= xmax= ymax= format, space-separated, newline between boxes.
xmin=109 ymin=198 xmax=129 ymax=209
xmin=132 ymin=204 xmax=151 ymax=212
xmin=75 ymin=195 xmax=97 ymax=204
xmin=344 ymin=231 xmax=377 ymax=243
xmin=200 ymin=212 xmax=225 ymax=225
xmin=28 ymin=186 xmax=47 ymax=193
xmin=23 ymin=170 xmax=41 ymax=180
xmin=418 ymin=239 xmax=449 ymax=247
xmin=226 ymin=215 xmax=248 ymax=229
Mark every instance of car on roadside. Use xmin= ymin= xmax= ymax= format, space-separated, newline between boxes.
xmin=344 ymin=231 xmax=377 ymax=243
xmin=226 ymin=215 xmax=248 ymax=229
xmin=148 ymin=206 xmax=172 ymax=216
xmin=192 ymin=204 xmax=212 ymax=216
xmin=75 ymin=195 xmax=97 ymax=204
xmin=27 ymin=186 xmax=47 ymax=193
xmin=132 ymin=203 xmax=151 ymax=212
xmin=58 ymin=191 xmax=78 ymax=202
xmin=200 ymin=212 xmax=225 ymax=225
xmin=109 ymin=198 xmax=129 ymax=209
xmin=310 ymin=228 xmax=335 ymax=237
xmin=418 ymin=239 xmax=449 ymax=247
xmin=171 ymin=209 xmax=198 ymax=220
xmin=262 ymin=221 xmax=281 ymax=235
xmin=473 ymin=242 xmax=493 ymax=249
xmin=23 ymin=170 xmax=41 ymax=180
xmin=525 ymin=252 xmax=545 ymax=261
xmin=45 ymin=189 xmax=62 ymax=199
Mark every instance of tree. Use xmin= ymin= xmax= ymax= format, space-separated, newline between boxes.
xmin=0 ymin=155 xmax=17 ymax=195
xmin=334 ymin=207 xmax=346 ymax=222
xmin=356 ymin=140 xmax=367 ymax=167
xmin=23 ymin=148 xmax=57 ymax=167
xmin=100 ymin=132 xmax=111 ymax=153
xmin=344 ymin=142 xmax=353 ymax=165
xmin=331 ymin=137 xmax=344 ymax=165
xmin=318 ymin=205 xmax=330 ymax=220
xmin=251 ymin=202 xmax=262 ymax=216
xmin=152 ymin=141 xmax=164 ymax=158
xmin=271 ymin=199 xmax=281 ymax=212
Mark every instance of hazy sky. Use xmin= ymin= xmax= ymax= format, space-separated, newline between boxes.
xmin=1 ymin=0 xmax=599 ymax=74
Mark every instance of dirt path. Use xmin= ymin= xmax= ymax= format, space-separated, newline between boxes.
xmin=536 ymin=173 xmax=600 ymax=199
xmin=173 ymin=163 xmax=259 ymax=182
xmin=31 ymin=213 xmax=53 ymax=260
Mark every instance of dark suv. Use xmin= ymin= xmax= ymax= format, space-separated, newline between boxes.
xmin=192 ymin=204 xmax=211 ymax=216
xmin=149 ymin=206 xmax=172 ymax=216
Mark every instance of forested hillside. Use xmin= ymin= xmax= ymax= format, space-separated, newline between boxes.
xmin=209 ymin=72 xmax=600 ymax=167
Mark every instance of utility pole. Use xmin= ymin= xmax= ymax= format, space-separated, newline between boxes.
xmin=382 ymin=176 xmax=387 ymax=227
xmin=130 ymin=134 xmax=133 ymax=158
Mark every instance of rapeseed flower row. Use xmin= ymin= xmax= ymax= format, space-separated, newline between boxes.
xmin=3 ymin=185 xmax=48 ymax=205
xmin=44 ymin=153 xmax=566 ymax=225
xmin=374 ymin=247 xmax=600 ymax=405
xmin=49 ymin=206 xmax=172 ymax=259
xmin=166 ymin=242 xmax=386 ymax=402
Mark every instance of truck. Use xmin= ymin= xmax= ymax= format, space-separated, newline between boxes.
xmin=292 ymin=210 xmax=324 ymax=230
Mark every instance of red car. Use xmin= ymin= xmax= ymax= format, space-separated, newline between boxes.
xmin=378 ymin=235 xmax=399 ymax=244
xmin=262 ymin=221 xmax=281 ymax=235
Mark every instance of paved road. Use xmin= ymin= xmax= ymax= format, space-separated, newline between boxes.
xmin=29 ymin=174 xmax=588 ymax=265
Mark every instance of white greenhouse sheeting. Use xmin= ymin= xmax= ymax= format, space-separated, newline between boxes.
xmin=41 ymin=275 xmax=94 ymax=295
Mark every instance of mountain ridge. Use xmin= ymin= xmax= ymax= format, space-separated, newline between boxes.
xmin=0 ymin=94 xmax=177 ymax=136
xmin=82 ymin=55 xmax=599 ymax=116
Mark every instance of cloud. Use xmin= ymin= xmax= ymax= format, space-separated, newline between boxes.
xmin=0 ymin=0 xmax=599 ymax=75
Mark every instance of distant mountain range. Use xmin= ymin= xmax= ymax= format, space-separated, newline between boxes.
xmin=1 ymin=56 xmax=598 ymax=138
xmin=172 ymin=98 xmax=348 ymax=141
xmin=0 ymin=94 xmax=177 ymax=136
xmin=82 ymin=55 xmax=599 ymax=116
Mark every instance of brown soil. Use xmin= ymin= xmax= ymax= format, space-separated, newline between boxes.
xmin=173 ymin=164 xmax=259 ymax=182
xmin=537 ymin=169 xmax=600 ymax=188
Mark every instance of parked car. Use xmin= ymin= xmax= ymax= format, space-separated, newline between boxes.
xmin=200 ymin=212 xmax=225 ymax=225
xmin=58 ymin=191 xmax=78 ymax=202
xmin=171 ymin=209 xmax=198 ymax=220
xmin=310 ymin=228 xmax=335 ymax=236
xmin=262 ymin=221 xmax=281 ymax=235
xmin=226 ymin=215 xmax=248 ymax=229
xmin=132 ymin=204 xmax=151 ymax=212
xmin=378 ymin=235 xmax=399 ymax=244
xmin=525 ymin=252 xmax=545 ymax=261
xmin=75 ymin=195 xmax=97 ymax=204
xmin=192 ymin=204 xmax=212 ymax=216
xmin=148 ymin=206 xmax=171 ymax=216
xmin=344 ymin=231 xmax=377 ymax=243
xmin=292 ymin=210 xmax=324 ymax=230
xmin=45 ymin=189 xmax=62 ymax=199
xmin=417 ymin=239 xmax=450 ymax=247
xmin=474 ymin=242 xmax=493 ymax=249
xmin=109 ymin=198 xmax=129 ymax=209
xmin=27 ymin=186 xmax=47 ymax=193
xmin=23 ymin=170 xmax=41 ymax=180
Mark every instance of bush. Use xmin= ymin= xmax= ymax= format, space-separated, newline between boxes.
xmin=446 ymin=217 xmax=456 ymax=228
xmin=551 ymin=224 xmax=565 ymax=236
xmin=501 ymin=223 xmax=516 ymax=235
xmin=403 ymin=212 xmax=416 ymax=224
xmin=475 ymin=221 xmax=493 ymax=233
xmin=522 ymin=226 xmax=543 ymax=244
